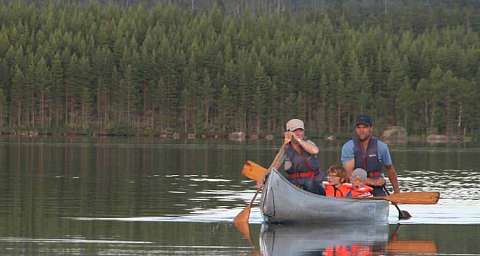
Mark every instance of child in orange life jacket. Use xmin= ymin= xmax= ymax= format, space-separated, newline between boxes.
xmin=323 ymin=165 xmax=352 ymax=198
xmin=350 ymin=168 xmax=373 ymax=198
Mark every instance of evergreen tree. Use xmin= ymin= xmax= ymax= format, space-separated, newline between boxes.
xmin=0 ymin=1 xmax=479 ymax=138
xmin=0 ymin=88 xmax=6 ymax=128
xmin=10 ymin=66 xmax=25 ymax=127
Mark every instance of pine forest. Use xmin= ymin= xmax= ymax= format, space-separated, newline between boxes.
xmin=1 ymin=0 xmax=480 ymax=140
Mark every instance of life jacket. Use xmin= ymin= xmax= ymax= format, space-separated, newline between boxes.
xmin=351 ymin=244 xmax=372 ymax=256
xmin=323 ymin=182 xmax=352 ymax=198
xmin=353 ymin=137 xmax=383 ymax=179
xmin=324 ymin=244 xmax=371 ymax=256
xmin=351 ymin=185 xmax=373 ymax=198
xmin=323 ymin=245 xmax=352 ymax=256
xmin=285 ymin=142 xmax=320 ymax=177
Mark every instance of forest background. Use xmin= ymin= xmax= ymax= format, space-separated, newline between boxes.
xmin=1 ymin=0 xmax=480 ymax=140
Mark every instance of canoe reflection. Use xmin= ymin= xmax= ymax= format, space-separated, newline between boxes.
xmin=259 ymin=223 xmax=438 ymax=256
xmin=259 ymin=223 xmax=389 ymax=256
xmin=386 ymin=239 xmax=438 ymax=254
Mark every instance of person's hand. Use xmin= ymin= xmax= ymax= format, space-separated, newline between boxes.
xmin=357 ymin=194 xmax=372 ymax=198
xmin=291 ymin=132 xmax=301 ymax=143
xmin=366 ymin=177 xmax=386 ymax=187
xmin=256 ymin=179 xmax=265 ymax=189
xmin=283 ymin=131 xmax=293 ymax=144
xmin=285 ymin=131 xmax=303 ymax=145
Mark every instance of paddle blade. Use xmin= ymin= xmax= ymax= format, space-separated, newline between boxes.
xmin=234 ymin=206 xmax=251 ymax=225
xmin=383 ymin=192 xmax=440 ymax=204
xmin=241 ymin=161 xmax=268 ymax=182
xmin=233 ymin=208 xmax=252 ymax=242
xmin=399 ymin=210 xmax=412 ymax=220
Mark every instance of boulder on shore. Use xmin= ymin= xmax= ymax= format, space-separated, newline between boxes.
xmin=426 ymin=134 xmax=462 ymax=144
xmin=265 ymin=134 xmax=274 ymax=141
xmin=382 ymin=126 xmax=407 ymax=144
xmin=249 ymin=134 xmax=259 ymax=141
xmin=228 ymin=131 xmax=246 ymax=142
xmin=325 ymin=135 xmax=336 ymax=141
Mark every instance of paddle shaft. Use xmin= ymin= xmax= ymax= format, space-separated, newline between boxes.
xmin=249 ymin=188 xmax=261 ymax=207
xmin=234 ymin=142 xmax=287 ymax=224
xmin=383 ymin=186 xmax=411 ymax=220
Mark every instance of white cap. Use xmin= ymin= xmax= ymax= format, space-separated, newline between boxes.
xmin=286 ymin=119 xmax=304 ymax=131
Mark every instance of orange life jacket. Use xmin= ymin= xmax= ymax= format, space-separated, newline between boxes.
xmin=351 ymin=244 xmax=372 ymax=256
xmin=323 ymin=245 xmax=351 ymax=256
xmin=324 ymin=244 xmax=372 ymax=256
xmin=323 ymin=182 xmax=352 ymax=198
xmin=351 ymin=185 xmax=373 ymax=198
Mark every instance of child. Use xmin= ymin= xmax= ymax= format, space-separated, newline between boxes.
xmin=350 ymin=168 xmax=373 ymax=198
xmin=323 ymin=165 xmax=352 ymax=198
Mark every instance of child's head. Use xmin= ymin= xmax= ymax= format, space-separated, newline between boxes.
xmin=351 ymin=168 xmax=368 ymax=187
xmin=327 ymin=165 xmax=347 ymax=185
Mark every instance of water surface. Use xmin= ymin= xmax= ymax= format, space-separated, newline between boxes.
xmin=0 ymin=137 xmax=478 ymax=255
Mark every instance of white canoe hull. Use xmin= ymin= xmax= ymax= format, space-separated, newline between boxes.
xmin=260 ymin=169 xmax=389 ymax=224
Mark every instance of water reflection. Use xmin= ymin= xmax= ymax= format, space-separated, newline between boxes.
xmin=259 ymin=223 xmax=388 ymax=256
xmin=259 ymin=223 xmax=437 ymax=256
xmin=0 ymin=137 xmax=479 ymax=255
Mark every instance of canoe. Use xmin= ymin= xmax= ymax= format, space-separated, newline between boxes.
xmin=259 ymin=223 xmax=389 ymax=256
xmin=259 ymin=169 xmax=390 ymax=224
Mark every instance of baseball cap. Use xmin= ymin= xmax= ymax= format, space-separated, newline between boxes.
xmin=286 ymin=119 xmax=304 ymax=131
xmin=355 ymin=114 xmax=373 ymax=126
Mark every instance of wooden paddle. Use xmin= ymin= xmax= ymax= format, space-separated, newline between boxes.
xmin=393 ymin=202 xmax=412 ymax=220
xmin=233 ymin=142 xmax=287 ymax=225
xmin=233 ymin=189 xmax=260 ymax=242
xmin=383 ymin=186 xmax=412 ymax=220
xmin=241 ymin=160 xmax=268 ymax=183
xmin=374 ymin=191 xmax=440 ymax=204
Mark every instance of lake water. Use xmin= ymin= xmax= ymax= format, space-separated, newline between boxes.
xmin=0 ymin=136 xmax=478 ymax=255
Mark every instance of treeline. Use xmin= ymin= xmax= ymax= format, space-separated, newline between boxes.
xmin=1 ymin=1 xmax=480 ymax=138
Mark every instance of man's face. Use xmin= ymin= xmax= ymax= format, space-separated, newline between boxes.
xmin=292 ymin=128 xmax=305 ymax=140
xmin=355 ymin=124 xmax=372 ymax=141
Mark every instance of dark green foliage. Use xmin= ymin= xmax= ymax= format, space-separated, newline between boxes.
xmin=0 ymin=0 xmax=480 ymax=138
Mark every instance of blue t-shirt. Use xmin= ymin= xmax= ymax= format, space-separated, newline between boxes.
xmin=341 ymin=139 xmax=392 ymax=166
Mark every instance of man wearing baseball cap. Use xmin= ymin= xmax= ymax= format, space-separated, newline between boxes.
xmin=340 ymin=114 xmax=400 ymax=196
xmin=279 ymin=118 xmax=325 ymax=195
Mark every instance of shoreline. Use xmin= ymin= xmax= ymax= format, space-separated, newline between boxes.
xmin=0 ymin=130 xmax=473 ymax=144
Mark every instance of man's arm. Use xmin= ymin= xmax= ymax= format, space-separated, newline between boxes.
xmin=297 ymin=139 xmax=319 ymax=155
xmin=341 ymin=141 xmax=354 ymax=177
xmin=378 ymin=141 xmax=399 ymax=193
xmin=385 ymin=165 xmax=400 ymax=193
xmin=343 ymin=159 xmax=355 ymax=178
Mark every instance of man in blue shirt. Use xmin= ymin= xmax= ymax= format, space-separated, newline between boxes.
xmin=341 ymin=115 xmax=400 ymax=196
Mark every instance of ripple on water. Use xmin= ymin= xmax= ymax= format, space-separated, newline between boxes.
xmin=400 ymin=169 xmax=480 ymax=200
xmin=0 ymin=237 xmax=152 ymax=244
xmin=190 ymin=178 xmax=232 ymax=182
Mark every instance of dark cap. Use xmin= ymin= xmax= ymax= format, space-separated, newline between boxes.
xmin=355 ymin=115 xmax=373 ymax=126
